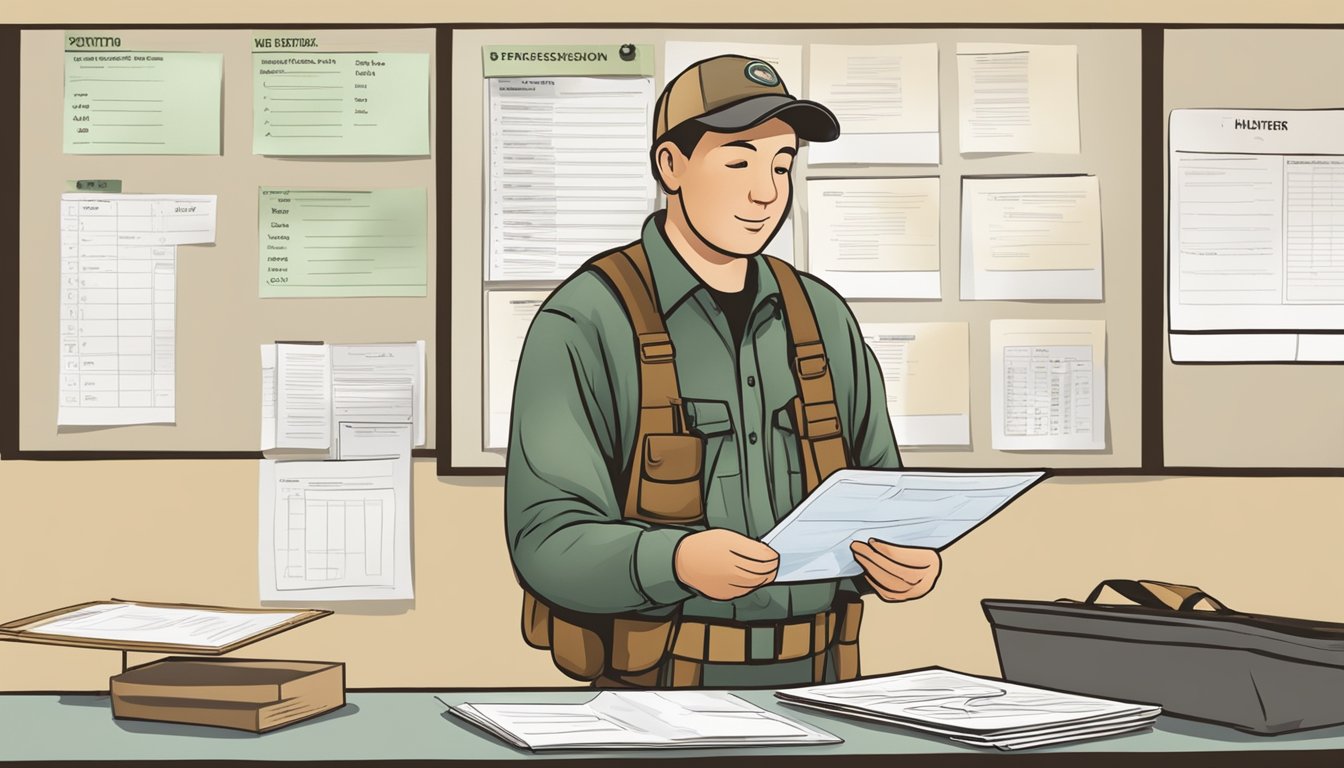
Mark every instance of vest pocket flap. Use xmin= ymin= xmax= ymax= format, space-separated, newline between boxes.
xmin=684 ymin=399 xmax=733 ymax=437
xmin=642 ymin=433 xmax=703 ymax=482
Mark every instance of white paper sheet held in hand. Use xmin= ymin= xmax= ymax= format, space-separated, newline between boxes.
xmin=258 ymin=456 xmax=413 ymax=601
xmin=990 ymin=319 xmax=1106 ymax=451
xmin=807 ymin=43 xmax=940 ymax=165
xmin=957 ymin=43 xmax=1079 ymax=154
xmin=446 ymin=690 xmax=840 ymax=751
xmin=761 ymin=470 xmax=1044 ymax=583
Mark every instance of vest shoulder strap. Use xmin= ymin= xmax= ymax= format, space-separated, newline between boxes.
xmin=590 ymin=243 xmax=685 ymax=519
xmin=762 ymin=255 xmax=851 ymax=492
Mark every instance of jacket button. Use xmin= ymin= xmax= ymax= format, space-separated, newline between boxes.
xmin=747 ymin=375 xmax=756 ymax=387
xmin=748 ymin=432 xmax=758 ymax=444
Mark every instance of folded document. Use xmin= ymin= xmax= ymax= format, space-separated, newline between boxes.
xmin=761 ymin=469 xmax=1045 ymax=582
xmin=777 ymin=668 xmax=1160 ymax=751
xmin=445 ymin=690 xmax=840 ymax=750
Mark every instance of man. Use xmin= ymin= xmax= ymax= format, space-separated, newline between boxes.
xmin=505 ymin=55 xmax=941 ymax=688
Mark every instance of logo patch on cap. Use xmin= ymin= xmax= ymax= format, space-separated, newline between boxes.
xmin=744 ymin=60 xmax=779 ymax=87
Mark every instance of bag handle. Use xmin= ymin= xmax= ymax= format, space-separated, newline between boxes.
xmin=1084 ymin=579 xmax=1232 ymax=613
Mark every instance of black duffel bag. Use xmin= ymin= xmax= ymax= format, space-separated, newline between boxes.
xmin=983 ymin=580 xmax=1344 ymax=735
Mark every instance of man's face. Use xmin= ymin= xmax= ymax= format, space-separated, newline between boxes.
xmin=660 ymin=118 xmax=797 ymax=257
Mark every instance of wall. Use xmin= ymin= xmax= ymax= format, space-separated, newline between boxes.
xmin=4 ymin=0 xmax=1344 ymax=691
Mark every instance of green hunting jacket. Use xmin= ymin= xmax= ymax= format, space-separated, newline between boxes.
xmin=505 ymin=211 xmax=901 ymax=625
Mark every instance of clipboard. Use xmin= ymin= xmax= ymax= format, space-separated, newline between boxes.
xmin=0 ymin=599 xmax=330 ymax=656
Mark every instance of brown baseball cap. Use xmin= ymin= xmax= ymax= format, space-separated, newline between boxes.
xmin=653 ymin=55 xmax=840 ymax=144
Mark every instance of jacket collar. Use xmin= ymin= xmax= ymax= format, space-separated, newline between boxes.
xmin=640 ymin=210 xmax=782 ymax=318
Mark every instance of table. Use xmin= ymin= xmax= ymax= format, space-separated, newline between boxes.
xmin=4 ymin=690 xmax=1344 ymax=766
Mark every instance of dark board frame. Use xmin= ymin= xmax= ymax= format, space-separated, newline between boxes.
xmin=1 ymin=22 xmax=1340 ymax=478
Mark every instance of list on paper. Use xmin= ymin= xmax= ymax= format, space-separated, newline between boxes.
xmin=58 ymin=194 xmax=217 ymax=426
xmin=806 ymin=176 xmax=941 ymax=299
xmin=807 ymin=43 xmax=941 ymax=165
xmin=960 ymin=175 xmax=1103 ymax=300
xmin=259 ymin=456 xmax=413 ymax=601
xmin=956 ymin=43 xmax=1079 ymax=154
xmin=1169 ymin=108 xmax=1344 ymax=361
xmin=259 ymin=188 xmax=427 ymax=298
xmin=862 ymin=322 xmax=970 ymax=446
xmin=663 ymin=41 xmax=803 ymax=98
xmin=485 ymin=290 xmax=550 ymax=450
xmin=262 ymin=341 xmax=426 ymax=454
xmin=990 ymin=319 xmax=1106 ymax=451
xmin=63 ymin=36 xmax=221 ymax=155
xmin=487 ymin=77 xmax=656 ymax=281
xmin=252 ymin=32 xmax=430 ymax=156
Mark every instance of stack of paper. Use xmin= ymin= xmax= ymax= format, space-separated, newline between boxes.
xmin=777 ymin=668 xmax=1159 ymax=751
xmin=446 ymin=691 xmax=840 ymax=751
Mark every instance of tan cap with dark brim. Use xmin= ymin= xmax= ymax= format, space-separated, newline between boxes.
xmin=654 ymin=55 xmax=840 ymax=143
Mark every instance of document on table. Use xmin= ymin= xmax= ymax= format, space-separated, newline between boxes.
xmin=259 ymin=456 xmax=413 ymax=601
xmin=486 ymin=77 xmax=656 ymax=281
xmin=807 ymin=43 xmax=940 ymax=165
xmin=259 ymin=188 xmax=427 ymax=297
xmin=58 ymin=194 xmax=216 ymax=426
xmin=64 ymin=44 xmax=222 ymax=155
xmin=960 ymin=175 xmax=1102 ymax=300
xmin=484 ymin=290 xmax=549 ymax=450
xmin=445 ymin=690 xmax=840 ymax=750
xmin=252 ymin=32 xmax=429 ymax=156
xmin=806 ymin=176 xmax=941 ymax=299
xmin=18 ymin=603 xmax=304 ymax=650
xmin=861 ymin=322 xmax=970 ymax=446
xmin=956 ymin=43 xmax=1079 ymax=154
xmin=262 ymin=341 xmax=426 ymax=454
xmin=1170 ymin=108 xmax=1344 ymax=361
xmin=990 ymin=319 xmax=1106 ymax=451
xmin=664 ymin=41 xmax=803 ymax=97
xmin=761 ymin=470 xmax=1044 ymax=583
xmin=777 ymin=668 xmax=1160 ymax=751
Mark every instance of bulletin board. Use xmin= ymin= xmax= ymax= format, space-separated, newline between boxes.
xmin=8 ymin=25 xmax=441 ymax=456
xmin=445 ymin=25 xmax=1146 ymax=474
xmin=1164 ymin=28 xmax=1344 ymax=470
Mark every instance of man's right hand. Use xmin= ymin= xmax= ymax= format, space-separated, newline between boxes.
xmin=673 ymin=529 xmax=779 ymax=601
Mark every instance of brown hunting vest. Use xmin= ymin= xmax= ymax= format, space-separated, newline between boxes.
xmin=518 ymin=242 xmax=861 ymax=687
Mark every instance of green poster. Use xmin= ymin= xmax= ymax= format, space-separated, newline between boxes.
xmin=259 ymin=188 xmax=427 ymax=298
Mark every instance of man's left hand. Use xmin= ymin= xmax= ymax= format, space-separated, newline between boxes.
xmin=849 ymin=539 xmax=941 ymax=603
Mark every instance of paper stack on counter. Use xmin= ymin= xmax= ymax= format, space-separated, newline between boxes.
xmin=777 ymin=668 xmax=1160 ymax=751
xmin=445 ymin=690 xmax=840 ymax=751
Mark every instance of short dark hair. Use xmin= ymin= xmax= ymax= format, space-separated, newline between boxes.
xmin=650 ymin=121 xmax=713 ymax=194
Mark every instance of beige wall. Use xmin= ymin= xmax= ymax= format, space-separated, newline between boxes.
xmin=5 ymin=0 xmax=1344 ymax=691
xmin=3 ymin=461 xmax=1342 ymax=690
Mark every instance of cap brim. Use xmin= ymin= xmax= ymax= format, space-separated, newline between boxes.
xmin=693 ymin=94 xmax=841 ymax=142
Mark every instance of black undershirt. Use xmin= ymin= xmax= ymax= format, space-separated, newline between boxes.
xmin=703 ymin=257 xmax=759 ymax=350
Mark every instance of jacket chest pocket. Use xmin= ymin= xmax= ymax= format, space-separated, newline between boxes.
xmin=770 ymin=405 xmax=804 ymax=515
xmin=684 ymin=399 xmax=742 ymax=528
xmin=636 ymin=433 xmax=706 ymax=524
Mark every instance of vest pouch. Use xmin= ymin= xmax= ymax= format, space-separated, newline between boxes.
xmin=609 ymin=615 xmax=677 ymax=675
xmin=636 ymin=433 xmax=705 ymax=524
xmin=549 ymin=614 xmax=606 ymax=681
